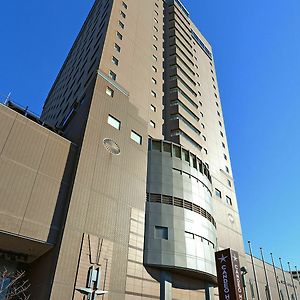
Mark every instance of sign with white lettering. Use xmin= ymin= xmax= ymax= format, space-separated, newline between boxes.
xmin=215 ymin=249 xmax=245 ymax=300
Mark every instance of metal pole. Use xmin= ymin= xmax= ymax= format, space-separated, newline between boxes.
xmin=279 ymin=258 xmax=290 ymax=300
xmin=295 ymin=266 xmax=300 ymax=298
xmin=260 ymin=248 xmax=272 ymax=300
xmin=4 ymin=92 xmax=11 ymax=105
xmin=270 ymin=253 xmax=282 ymax=300
xmin=288 ymin=262 xmax=297 ymax=300
xmin=248 ymin=241 xmax=261 ymax=300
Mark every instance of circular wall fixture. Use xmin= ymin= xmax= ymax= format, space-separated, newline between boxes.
xmin=228 ymin=213 xmax=235 ymax=224
xmin=103 ymin=138 xmax=121 ymax=155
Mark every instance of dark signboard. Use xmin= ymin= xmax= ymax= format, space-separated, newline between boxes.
xmin=215 ymin=248 xmax=245 ymax=300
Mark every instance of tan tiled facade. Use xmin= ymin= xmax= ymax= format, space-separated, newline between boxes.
xmin=0 ymin=0 xmax=299 ymax=300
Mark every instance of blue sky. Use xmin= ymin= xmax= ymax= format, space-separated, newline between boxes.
xmin=1 ymin=1 xmax=299 ymax=268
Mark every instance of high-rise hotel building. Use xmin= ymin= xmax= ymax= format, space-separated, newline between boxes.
xmin=0 ymin=0 xmax=297 ymax=299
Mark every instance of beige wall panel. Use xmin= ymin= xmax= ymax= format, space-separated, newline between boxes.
xmin=38 ymin=135 xmax=71 ymax=180
xmin=84 ymin=192 xmax=118 ymax=239
xmin=19 ymin=174 xmax=65 ymax=241
xmin=0 ymin=157 xmax=36 ymax=228
xmin=0 ymin=106 xmax=16 ymax=154
xmin=2 ymin=118 xmax=48 ymax=170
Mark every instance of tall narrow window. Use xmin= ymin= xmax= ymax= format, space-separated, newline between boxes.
xmin=131 ymin=131 xmax=142 ymax=145
xmin=112 ymin=56 xmax=119 ymax=66
xmin=116 ymin=31 xmax=123 ymax=40
xmin=114 ymin=43 xmax=121 ymax=52
xmin=215 ymin=189 xmax=222 ymax=198
xmin=109 ymin=70 xmax=116 ymax=81
xmin=108 ymin=115 xmax=121 ymax=130
xmin=106 ymin=87 xmax=114 ymax=97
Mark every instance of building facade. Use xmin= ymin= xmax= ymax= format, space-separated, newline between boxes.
xmin=0 ymin=0 xmax=298 ymax=299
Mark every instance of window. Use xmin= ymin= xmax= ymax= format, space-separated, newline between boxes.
xmin=120 ymin=11 xmax=126 ymax=18
xmin=216 ymin=101 xmax=219 ymax=107
xmin=219 ymin=121 xmax=222 ymax=127
xmin=114 ymin=43 xmax=121 ymax=52
xmin=155 ymin=226 xmax=168 ymax=240
xmin=116 ymin=31 xmax=123 ymax=40
xmin=201 ymin=123 xmax=205 ymax=129
xmin=153 ymin=35 xmax=158 ymax=41
xmin=203 ymin=135 xmax=206 ymax=141
xmin=225 ymin=166 xmax=229 ymax=173
xmin=154 ymin=18 xmax=158 ymax=23
xmin=217 ymin=111 xmax=221 ymax=116
xmin=204 ymin=148 xmax=208 ymax=154
xmin=131 ymin=131 xmax=142 ymax=145
xmin=152 ymin=78 xmax=157 ymax=84
xmin=150 ymin=104 xmax=156 ymax=112
xmin=153 ymin=44 xmax=158 ymax=51
xmin=122 ymin=1 xmax=128 ymax=9
xmin=224 ymin=153 xmax=227 ymax=160
xmin=153 ymin=55 xmax=157 ymax=61
xmin=150 ymin=120 xmax=156 ymax=128
xmin=215 ymin=93 xmax=218 ymax=98
xmin=152 ymin=66 xmax=157 ymax=72
xmin=112 ymin=56 xmax=119 ymax=66
xmin=106 ymin=87 xmax=114 ymax=97
xmin=215 ymin=189 xmax=222 ymax=198
xmin=109 ymin=70 xmax=116 ymax=81
xmin=153 ymin=26 xmax=158 ymax=32
xmin=222 ymin=142 xmax=226 ymax=149
xmin=119 ymin=21 xmax=125 ymax=29
xmin=226 ymin=196 xmax=232 ymax=205
xmin=220 ymin=131 xmax=224 ymax=137
xmin=228 ymin=180 xmax=232 ymax=187
xmin=151 ymin=90 xmax=157 ymax=97
xmin=108 ymin=115 xmax=121 ymax=130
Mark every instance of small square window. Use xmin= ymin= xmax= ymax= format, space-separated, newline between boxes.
xmin=108 ymin=115 xmax=121 ymax=130
xmin=122 ymin=1 xmax=128 ymax=9
xmin=114 ymin=43 xmax=121 ymax=52
xmin=153 ymin=26 xmax=158 ymax=32
xmin=119 ymin=21 xmax=125 ymax=29
xmin=153 ymin=44 xmax=158 ymax=51
xmin=120 ymin=11 xmax=126 ymax=18
xmin=226 ymin=196 xmax=232 ymax=206
xmin=152 ymin=78 xmax=157 ymax=84
xmin=152 ymin=66 xmax=157 ymax=72
xmin=112 ymin=56 xmax=119 ymax=66
xmin=155 ymin=226 xmax=168 ymax=240
xmin=154 ymin=18 xmax=158 ymax=23
xmin=131 ymin=130 xmax=142 ymax=145
xmin=109 ymin=70 xmax=116 ymax=81
xmin=151 ymin=90 xmax=157 ymax=97
xmin=150 ymin=120 xmax=156 ymax=128
xmin=106 ymin=87 xmax=114 ymax=97
xmin=153 ymin=35 xmax=158 ymax=41
xmin=116 ymin=31 xmax=123 ymax=40
xmin=215 ymin=189 xmax=222 ymax=198
xmin=150 ymin=104 xmax=156 ymax=112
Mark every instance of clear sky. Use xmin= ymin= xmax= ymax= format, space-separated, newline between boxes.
xmin=1 ymin=0 xmax=299 ymax=269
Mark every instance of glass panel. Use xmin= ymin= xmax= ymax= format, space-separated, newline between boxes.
xmin=172 ymin=145 xmax=181 ymax=158
xmin=107 ymin=115 xmax=121 ymax=130
xmin=130 ymin=131 xmax=142 ymax=145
